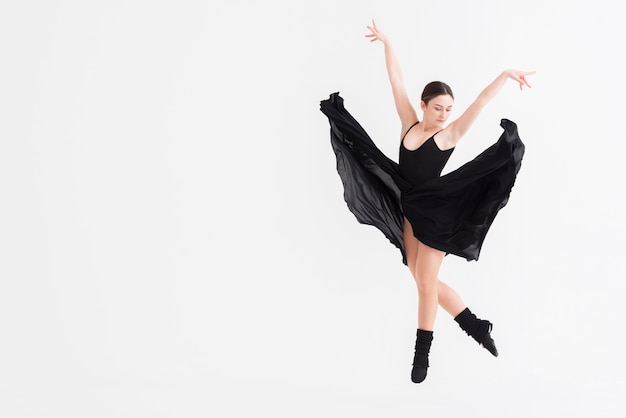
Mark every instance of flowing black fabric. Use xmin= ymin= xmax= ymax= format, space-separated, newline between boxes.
xmin=320 ymin=92 xmax=525 ymax=264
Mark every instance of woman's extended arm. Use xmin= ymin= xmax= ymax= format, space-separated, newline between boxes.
xmin=366 ymin=20 xmax=417 ymax=133
xmin=446 ymin=69 xmax=535 ymax=146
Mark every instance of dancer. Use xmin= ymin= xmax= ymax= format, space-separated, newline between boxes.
xmin=320 ymin=20 xmax=534 ymax=383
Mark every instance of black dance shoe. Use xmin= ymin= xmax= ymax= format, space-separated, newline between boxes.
xmin=479 ymin=321 xmax=498 ymax=357
xmin=454 ymin=307 xmax=499 ymax=357
xmin=411 ymin=329 xmax=433 ymax=383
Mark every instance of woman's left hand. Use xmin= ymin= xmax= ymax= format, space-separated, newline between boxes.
xmin=505 ymin=69 xmax=536 ymax=90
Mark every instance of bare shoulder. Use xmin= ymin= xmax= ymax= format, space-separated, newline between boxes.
xmin=400 ymin=119 xmax=420 ymax=141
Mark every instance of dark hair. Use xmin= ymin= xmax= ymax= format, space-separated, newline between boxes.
xmin=421 ymin=81 xmax=454 ymax=105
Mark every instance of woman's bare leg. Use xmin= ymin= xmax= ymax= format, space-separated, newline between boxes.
xmin=404 ymin=223 xmax=444 ymax=383
xmin=414 ymin=241 xmax=445 ymax=330
xmin=437 ymin=280 xmax=466 ymax=317
xmin=403 ymin=217 xmax=498 ymax=369
xmin=403 ymin=218 xmax=465 ymax=320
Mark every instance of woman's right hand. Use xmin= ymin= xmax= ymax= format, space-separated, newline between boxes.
xmin=365 ymin=19 xmax=389 ymax=44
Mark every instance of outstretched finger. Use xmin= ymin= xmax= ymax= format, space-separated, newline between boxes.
xmin=523 ymin=71 xmax=535 ymax=87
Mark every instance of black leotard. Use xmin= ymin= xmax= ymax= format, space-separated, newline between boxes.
xmin=399 ymin=122 xmax=454 ymax=186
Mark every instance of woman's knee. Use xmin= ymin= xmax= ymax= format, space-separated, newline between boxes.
xmin=414 ymin=272 xmax=438 ymax=292
xmin=414 ymin=244 xmax=444 ymax=291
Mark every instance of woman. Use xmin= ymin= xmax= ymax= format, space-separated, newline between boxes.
xmin=320 ymin=20 xmax=534 ymax=384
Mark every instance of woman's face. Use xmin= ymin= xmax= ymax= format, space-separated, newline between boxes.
xmin=421 ymin=94 xmax=454 ymax=127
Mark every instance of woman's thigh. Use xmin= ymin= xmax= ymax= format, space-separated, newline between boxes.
xmin=415 ymin=240 xmax=445 ymax=282
xmin=404 ymin=217 xmax=445 ymax=280
xmin=403 ymin=217 xmax=419 ymax=277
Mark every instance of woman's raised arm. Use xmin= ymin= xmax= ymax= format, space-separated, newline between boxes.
xmin=446 ymin=69 xmax=535 ymax=147
xmin=366 ymin=20 xmax=417 ymax=135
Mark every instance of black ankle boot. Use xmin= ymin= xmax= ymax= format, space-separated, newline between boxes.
xmin=411 ymin=329 xmax=433 ymax=383
xmin=454 ymin=307 xmax=498 ymax=357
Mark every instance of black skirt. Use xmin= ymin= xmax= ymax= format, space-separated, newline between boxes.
xmin=320 ymin=92 xmax=525 ymax=264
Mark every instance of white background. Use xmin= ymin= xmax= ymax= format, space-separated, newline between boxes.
xmin=1 ymin=0 xmax=625 ymax=417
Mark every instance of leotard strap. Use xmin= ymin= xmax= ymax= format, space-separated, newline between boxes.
xmin=402 ymin=121 xmax=420 ymax=141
